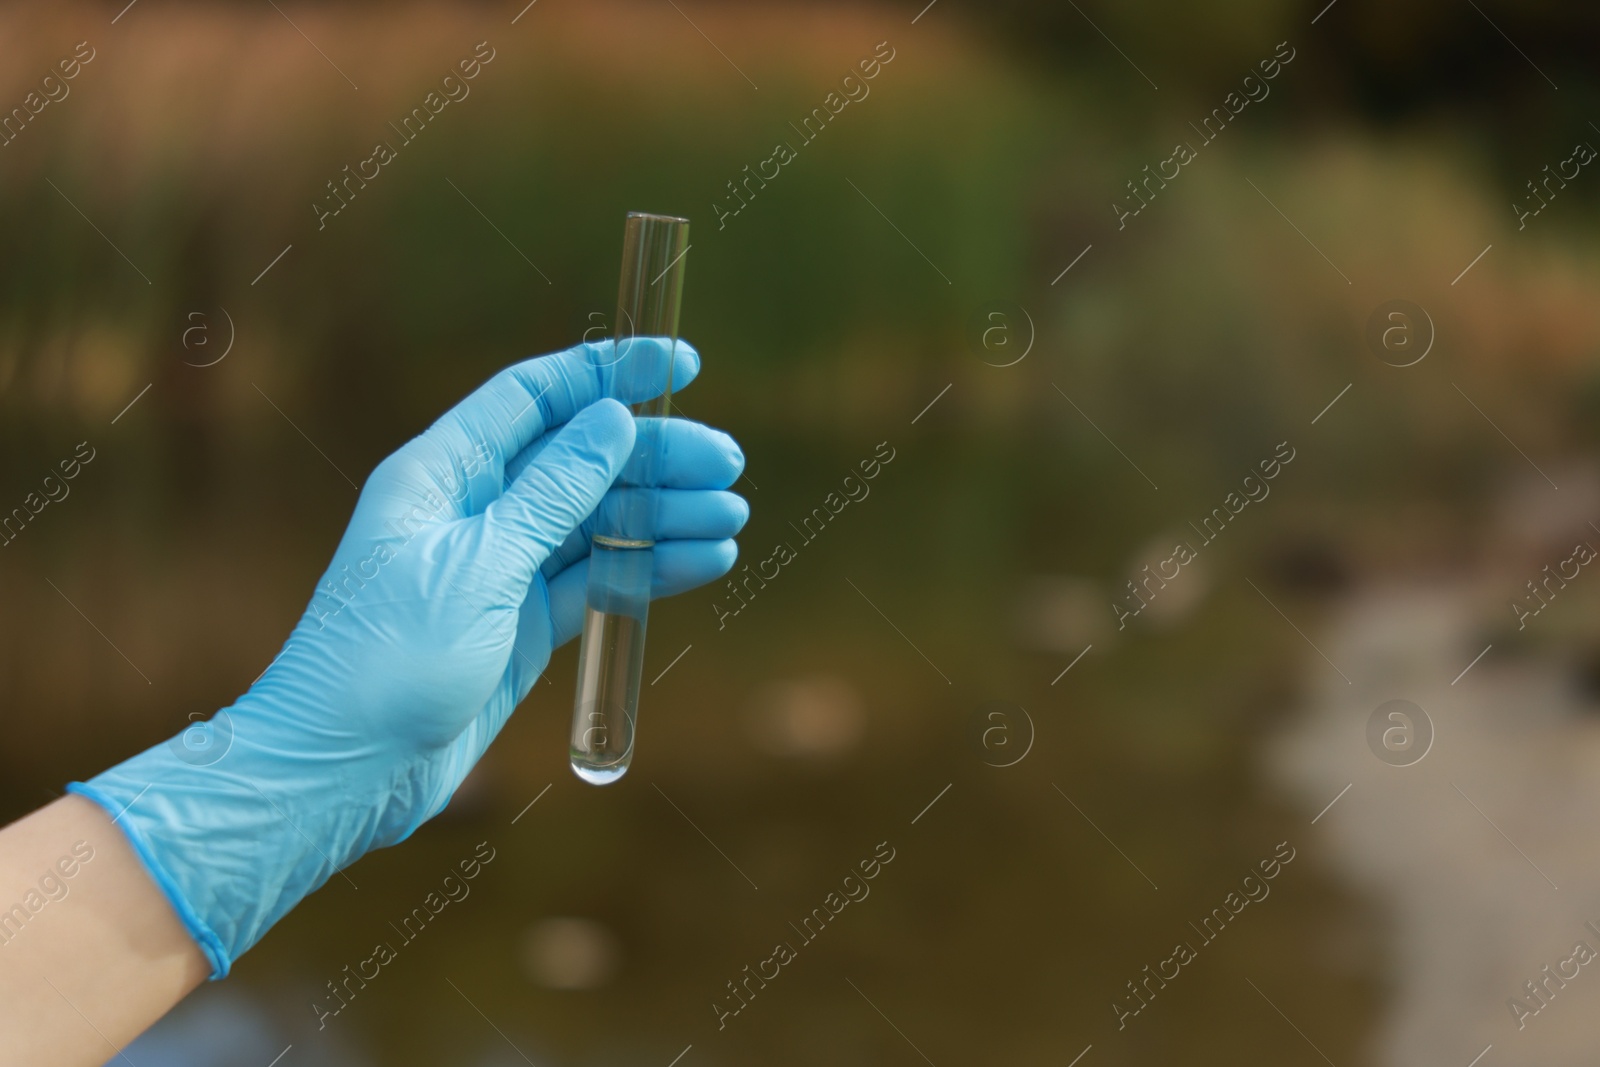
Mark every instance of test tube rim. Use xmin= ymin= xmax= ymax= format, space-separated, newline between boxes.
xmin=625 ymin=210 xmax=692 ymax=225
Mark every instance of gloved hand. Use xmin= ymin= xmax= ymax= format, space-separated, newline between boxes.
xmin=69 ymin=338 xmax=746 ymax=978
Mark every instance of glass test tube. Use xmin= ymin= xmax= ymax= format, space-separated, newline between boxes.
xmin=569 ymin=212 xmax=690 ymax=785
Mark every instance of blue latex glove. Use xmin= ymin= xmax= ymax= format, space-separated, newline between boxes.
xmin=69 ymin=338 xmax=746 ymax=978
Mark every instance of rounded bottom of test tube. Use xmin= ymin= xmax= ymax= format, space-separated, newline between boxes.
xmin=569 ymin=757 xmax=631 ymax=786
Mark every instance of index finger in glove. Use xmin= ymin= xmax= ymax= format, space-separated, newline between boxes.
xmin=422 ymin=337 xmax=699 ymax=479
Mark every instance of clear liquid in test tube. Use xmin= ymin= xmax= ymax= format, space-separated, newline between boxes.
xmin=569 ymin=212 xmax=690 ymax=785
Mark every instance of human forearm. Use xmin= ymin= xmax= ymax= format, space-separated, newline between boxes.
xmin=0 ymin=795 xmax=206 ymax=1067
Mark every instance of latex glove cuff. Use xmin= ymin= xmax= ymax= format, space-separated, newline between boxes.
xmin=67 ymin=694 xmax=428 ymax=979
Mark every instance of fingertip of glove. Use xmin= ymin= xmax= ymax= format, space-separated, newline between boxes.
xmin=690 ymin=422 xmax=744 ymax=485
xmin=587 ymin=396 xmax=631 ymax=421
xmin=675 ymin=339 xmax=701 ymax=381
xmin=714 ymin=537 xmax=739 ymax=576
xmin=580 ymin=398 xmax=636 ymax=462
